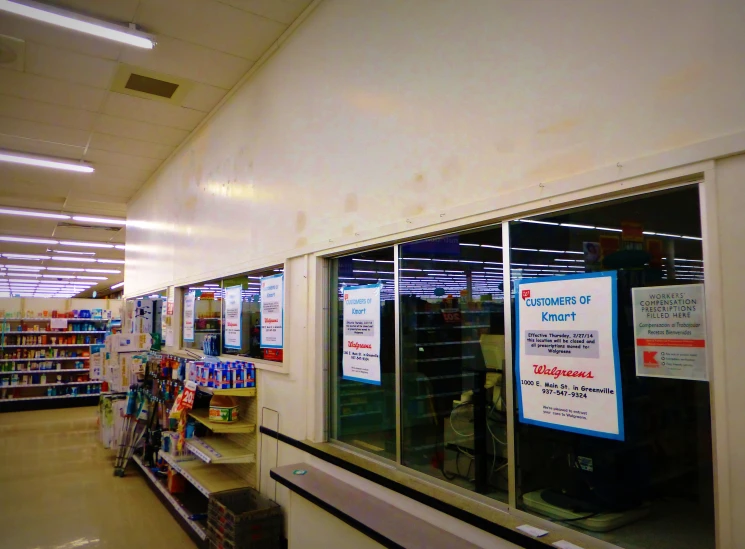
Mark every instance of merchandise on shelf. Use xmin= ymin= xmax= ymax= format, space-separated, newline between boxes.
xmin=189 ymin=359 xmax=255 ymax=390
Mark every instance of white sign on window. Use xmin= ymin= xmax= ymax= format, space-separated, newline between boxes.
xmin=632 ymin=284 xmax=707 ymax=381
xmin=342 ymin=283 xmax=382 ymax=386
xmin=224 ymin=285 xmax=243 ymax=349
xmin=260 ymin=274 xmax=284 ymax=348
xmin=183 ymin=291 xmax=195 ymax=342
xmin=515 ymin=272 xmax=624 ymax=440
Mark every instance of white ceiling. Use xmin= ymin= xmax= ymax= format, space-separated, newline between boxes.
xmin=0 ymin=0 xmax=314 ymax=297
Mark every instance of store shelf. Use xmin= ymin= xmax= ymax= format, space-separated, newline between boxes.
xmin=0 ymin=393 xmax=99 ymax=402
xmin=185 ymin=436 xmax=256 ymax=464
xmin=2 ymin=381 xmax=101 ymax=388
xmin=159 ymin=451 xmax=249 ymax=497
xmin=0 ymin=357 xmax=89 ymax=362
xmin=3 ymin=318 xmax=109 ymax=322
xmin=196 ymin=386 xmax=256 ymax=397
xmin=1 ymin=331 xmax=107 ymax=335
xmin=0 ymin=369 xmax=89 ymax=375
xmin=132 ymin=454 xmax=208 ymax=541
xmin=415 ymin=355 xmax=475 ymax=363
xmin=188 ymin=408 xmax=256 ymax=434
xmin=1 ymin=344 xmax=97 ymax=348
xmin=414 ymin=324 xmax=491 ymax=331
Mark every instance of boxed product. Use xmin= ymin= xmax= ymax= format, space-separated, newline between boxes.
xmin=114 ymin=333 xmax=153 ymax=352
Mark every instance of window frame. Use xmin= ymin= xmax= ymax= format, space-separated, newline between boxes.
xmin=323 ymin=175 xmax=720 ymax=549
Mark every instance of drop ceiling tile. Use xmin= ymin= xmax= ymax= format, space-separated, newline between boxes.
xmin=88 ymin=133 xmax=175 ymax=160
xmin=84 ymin=147 xmax=162 ymax=172
xmin=0 ymin=179 xmax=68 ymax=208
xmin=0 ymin=95 xmax=98 ymax=131
xmin=44 ymin=0 xmax=142 ymax=23
xmin=25 ymin=42 xmax=118 ymax=89
xmin=0 ymin=116 xmax=90 ymax=148
xmin=52 ymin=224 xmax=124 ymax=242
xmin=136 ymin=0 xmax=286 ymax=59
xmin=0 ymin=68 xmax=107 ymax=111
xmin=119 ymin=35 xmax=252 ymax=89
xmin=0 ymin=132 xmax=83 ymax=159
xmin=62 ymin=197 xmax=127 ymax=217
xmin=0 ymin=216 xmax=61 ymax=235
xmin=180 ymin=83 xmax=228 ymax=113
xmin=0 ymin=14 xmax=122 ymax=60
xmin=94 ymin=114 xmax=190 ymax=147
xmin=103 ymin=93 xmax=204 ymax=131
xmin=86 ymin=160 xmax=154 ymax=182
xmin=218 ymin=0 xmax=313 ymax=24
xmin=70 ymin=179 xmax=141 ymax=199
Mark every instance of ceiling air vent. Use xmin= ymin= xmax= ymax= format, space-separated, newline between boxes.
xmin=111 ymin=64 xmax=193 ymax=105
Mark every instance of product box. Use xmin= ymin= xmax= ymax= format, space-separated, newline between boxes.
xmin=133 ymin=299 xmax=155 ymax=334
xmin=214 ymin=363 xmax=231 ymax=389
xmin=111 ymin=333 xmax=153 ymax=353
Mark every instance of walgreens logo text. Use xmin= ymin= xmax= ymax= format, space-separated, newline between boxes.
xmin=347 ymin=341 xmax=372 ymax=350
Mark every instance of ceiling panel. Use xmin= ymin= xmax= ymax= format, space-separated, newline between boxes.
xmin=85 ymin=159 xmax=155 ymax=182
xmin=0 ymin=68 xmax=107 ymax=111
xmin=51 ymin=224 xmax=125 ymax=242
xmin=0 ymin=116 xmax=90 ymax=148
xmin=180 ymin=82 xmax=228 ymax=113
xmin=84 ymin=147 xmax=162 ymax=172
xmin=70 ymin=180 xmax=142 ymax=199
xmin=88 ymin=133 xmax=175 ymax=160
xmin=44 ymin=0 xmax=141 ymax=23
xmin=0 ymin=95 xmax=98 ymax=131
xmin=219 ymin=0 xmax=313 ymax=25
xmin=102 ymin=93 xmax=205 ymax=131
xmin=25 ymin=42 xmax=118 ymax=89
xmin=0 ymin=216 xmax=60 ymax=235
xmin=93 ymin=114 xmax=190 ymax=147
xmin=119 ymin=34 xmax=253 ymax=89
xmin=0 ymin=132 xmax=83 ymax=159
xmin=0 ymin=14 xmax=122 ymax=60
xmin=136 ymin=0 xmax=286 ymax=60
xmin=62 ymin=197 xmax=127 ymax=217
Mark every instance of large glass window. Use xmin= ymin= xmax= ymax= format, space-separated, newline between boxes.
xmin=182 ymin=279 xmax=222 ymax=351
xmin=399 ymin=230 xmax=508 ymax=502
xmin=330 ymin=248 xmax=396 ymax=460
xmin=222 ymin=266 xmax=284 ymax=362
xmin=511 ymin=186 xmax=712 ymax=549
xmin=328 ymin=185 xmax=714 ymax=549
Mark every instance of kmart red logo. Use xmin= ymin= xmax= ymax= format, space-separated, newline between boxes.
xmin=643 ymin=351 xmax=659 ymax=367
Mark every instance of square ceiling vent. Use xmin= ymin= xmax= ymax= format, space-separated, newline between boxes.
xmin=111 ymin=64 xmax=193 ymax=105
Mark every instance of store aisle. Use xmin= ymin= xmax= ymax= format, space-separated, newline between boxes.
xmin=0 ymin=407 xmax=196 ymax=549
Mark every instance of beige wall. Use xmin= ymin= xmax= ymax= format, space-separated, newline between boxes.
xmin=123 ymin=1 xmax=745 ymax=547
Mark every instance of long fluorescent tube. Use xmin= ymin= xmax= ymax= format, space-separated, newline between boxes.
xmin=110 ymin=282 xmax=124 ymax=290
xmin=0 ymin=236 xmax=57 ymax=244
xmin=0 ymin=150 xmax=93 ymax=172
xmin=0 ymin=208 xmax=69 ymax=220
xmin=51 ymin=257 xmax=96 ymax=263
xmin=86 ymin=269 xmax=121 ymax=274
xmin=72 ymin=216 xmax=126 ymax=226
xmin=58 ymin=240 xmax=114 ymax=249
xmin=0 ymin=0 xmax=155 ymax=49
xmin=97 ymin=259 xmax=125 ymax=264
xmin=2 ymin=254 xmax=50 ymax=260
xmin=51 ymin=250 xmax=96 ymax=256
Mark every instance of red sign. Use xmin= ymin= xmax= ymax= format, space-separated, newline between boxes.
xmin=263 ymin=348 xmax=283 ymax=362
xmin=441 ymin=311 xmax=462 ymax=323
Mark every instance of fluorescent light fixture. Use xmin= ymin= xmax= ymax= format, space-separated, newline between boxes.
xmin=110 ymin=282 xmax=124 ymax=290
xmin=595 ymin=227 xmax=623 ymax=233
xmin=115 ymin=245 xmax=126 ymax=250
xmin=51 ymin=257 xmax=97 ymax=263
xmin=0 ymin=208 xmax=69 ymax=220
xmin=0 ymin=236 xmax=57 ymax=244
xmin=655 ymin=233 xmax=681 ymax=238
xmin=76 ymin=276 xmax=107 ymax=280
xmin=97 ymin=259 xmax=125 ymax=264
xmin=51 ymin=250 xmax=96 ymax=256
xmin=561 ymin=223 xmax=596 ymax=230
xmin=85 ymin=269 xmax=121 ymax=274
xmin=0 ymin=150 xmax=93 ymax=172
xmin=42 ymin=274 xmax=75 ymax=279
xmin=2 ymin=254 xmax=50 ymax=261
xmin=71 ymin=216 xmax=126 ymax=225
xmin=0 ymin=0 xmax=155 ymax=48
xmin=681 ymin=235 xmax=703 ymax=241
xmin=58 ymin=240 xmax=114 ymax=248
xmin=46 ymin=268 xmax=78 ymax=272
xmin=519 ymin=219 xmax=560 ymax=226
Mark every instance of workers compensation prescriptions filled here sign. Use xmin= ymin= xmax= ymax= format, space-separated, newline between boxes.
xmin=632 ymin=284 xmax=707 ymax=381
xmin=515 ymin=271 xmax=624 ymax=440
xmin=342 ymin=283 xmax=382 ymax=385
xmin=260 ymin=273 xmax=284 ymax=349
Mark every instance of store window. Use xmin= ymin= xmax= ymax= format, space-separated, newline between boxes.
xmin=182 ymin=279 xmax=222 ymax=351
xmin=399 ymin=230 xmax=508 ymax=502
xmin=511 ymin=186 xmax=713 ymax=549
xmin=327 ymin=184 xmax=714 ymax=549
xmin=330 ymin=247 xmax=396 ymax=460
xmin=221 ymin=266 xmax=284 ymax=362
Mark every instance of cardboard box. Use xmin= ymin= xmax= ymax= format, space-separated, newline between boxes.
xmin=109 ymin=333 xmax=153 ymax=352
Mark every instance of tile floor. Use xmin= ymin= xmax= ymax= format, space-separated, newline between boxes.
xmin=0 ymin=406 xmax=196 ymax=549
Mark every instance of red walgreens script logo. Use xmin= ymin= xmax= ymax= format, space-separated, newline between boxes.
xmin=521 ymin=289 xmax=531 ymax=300
xmin=344 ymin=293 xmax=349 ymax=300
xmin=643 ymin=351 xmax=659 ymax=367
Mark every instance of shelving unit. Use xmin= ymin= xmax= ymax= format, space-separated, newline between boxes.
xmin=188 ymin=407 xmax=256 ymax=434
xmin=159 ymin=450 xmax=250 ymax=497
xmin=0 ymin=317 xmax=108 ymax=407
xmin=185 ymin=436 xmax=256 ymax=464
xmin=133 ymin=454 xmax=208 ymax=541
